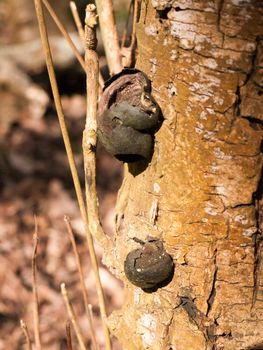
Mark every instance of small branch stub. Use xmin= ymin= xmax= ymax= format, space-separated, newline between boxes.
xmin=97 ymin=68 xmax=162 ymax=163
xmin=85 ymin=4 xmax=98 ymax=51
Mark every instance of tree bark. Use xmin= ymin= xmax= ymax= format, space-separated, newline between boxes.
xmin=106 ymin=1 xmax=263 ymax=349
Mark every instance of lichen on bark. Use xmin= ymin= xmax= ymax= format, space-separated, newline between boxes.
xmin=106 ymin=1 xmax=263 ymax=349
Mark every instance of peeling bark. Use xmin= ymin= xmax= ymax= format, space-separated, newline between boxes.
xmin=106 ymin=1 xmax=263 ymax=349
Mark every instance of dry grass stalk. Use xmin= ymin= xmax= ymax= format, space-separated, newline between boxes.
xmin=61 ymin=284 xmax=87 ymax=350
xmin=32 ymin=216 xmax=42 ymax=350
xmin=121 ymin=0 xmax=138 ymax=68
xmin=69 ymin=1 xmax=85 ymax=45
xmin=121 ymin=0 xmax=133 ymax=48
xmin=95 ymin=0 xmax=122 ymax=74
xmin=69 ymin=1 xmax=104 ymax=89
xmin=131 ymin=0 xmax=139 ymax=51
xmin=41 ymin=0 xmax=104 ymax=89
xmin=83 ymin=5 xmax=112 ymax=350
xmin=64 ymin=216 xmax=99 ymax=350
xmin=34 ymin=0 xmax=91 ymax=243
xmin=88 ymin=305 xmax=96 ymax=333
xmin=87 ymin=304 xmax=100 ymax=350
xmin=33 ymin=0 xmax=109 ymax=240
xmin=34 ymin=2 xmax=111 ymax=349
xmin=66 ymin=321 xmax=73 ymax=350
xmin=20 ymin=320 xmax=33 ymax=350
xmin=87 ymin=309 xmax=100 ymax=350
xmin=41 ymin=0 xmax=86 ymax=72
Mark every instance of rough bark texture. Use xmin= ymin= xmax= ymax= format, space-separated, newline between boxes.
xmin=106 ymin=1 xmax=263 ymax=349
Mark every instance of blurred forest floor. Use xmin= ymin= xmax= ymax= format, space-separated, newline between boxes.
xmin=0 ymin=0 xmax=126 ymax=348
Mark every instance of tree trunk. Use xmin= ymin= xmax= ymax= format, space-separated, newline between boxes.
xmin=106 ymin=1 xmax=263 ymax=349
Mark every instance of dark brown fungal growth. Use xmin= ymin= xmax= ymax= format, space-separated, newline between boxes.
xmin=97 ymin=68 xmax=161 ymax=163
xmin=124 ymin=237 xmax=174 ymax=292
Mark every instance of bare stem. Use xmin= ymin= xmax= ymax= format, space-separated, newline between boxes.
xmin=121 ymin=0 xmax=133 ymax=48
xmin=34 ymin=0 xmax=90 ymax=241
xmin=121 ymin=0 xmax=139 ymax=67
xmin=66 ymin=320 xmax=73 ymax=350
xmin=83 ymin=5 xmax=112 ymax=350
xmin=131 ymin=0 xmax=139 ymax=49
xmin=64 ymin=216 xmax=99 ymax=350
xmin=20 ymin=320 xmax=33 ymax=350
xmin=41 ymin=0 xmax=104 ymax=88
xmin=69 ymin=0 xmax=104 ymax=89
xmin=69 ymin=1 xmax=85 ymax=45
xmin=88 ymin=304 xmax=100 ymax=350
xmin=83 ymin=5 xmax=101 ymax=238
xmin=61 ymin=284 xmax=87 ymax=350
xmin=33 ymin=2 xmax=111 ymax=349
xmin=41 ymin=0 xmax=85 ymax=71
xmin=34 ymin=0 xmax=109 ymax=240
xmin=32 ymin=216 xmax=42 ymax=350
xmin=95 ymin=0 xmax=122 ymax=74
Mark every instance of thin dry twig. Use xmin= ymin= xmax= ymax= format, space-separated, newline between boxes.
xmin=64 ymin=216 xmax=99 ymax=350
xmin=131 ymin=0 xmax=139 ymax=49
xmin=35 ymin=0 xmax=110 ymax=263
xmin=83 ymin=5 xmax=112 ymax=350
xmin=41 ymin=0 xmax=104 ymax=88
xmin=34 ymin=0 xmax=109 ymax=242
xmin=32 ymin=216 xmax=42 ymax=350
xmin=69 ymin=0 xmax=104 ymax=89
xmin=69 ymin=1 xmax=85 ymax=45
xmin=33 ymin=1 xmax=111 ymax=348
xmin=83 ymin=6 xmax=102 ymax=240
xmin=64 ymin=216 xmax=89 ymax=309
xmin=20 ymin=320 xmax=33 ymax=350
xmin=121 ymin=0 xmax=139 ymax=67
xmin=95 ymin=0 xmax=122 ymax=74
xmin=88 ymin=304 xmax=100 ymax=350
xmin=88 ymin=305 xmax=96 ymax=335
xmin=121 ymin=0 xmax=133 ymax=48
xmin=61 ymin=284 xmax=87 ymax=350
xmin=41 ymin=0 xmax=86 ymax=71
xmin=66 ymin=321 xmax=73 ymax=350
xmin=34 ymin=0 xmax=88 ymax=242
